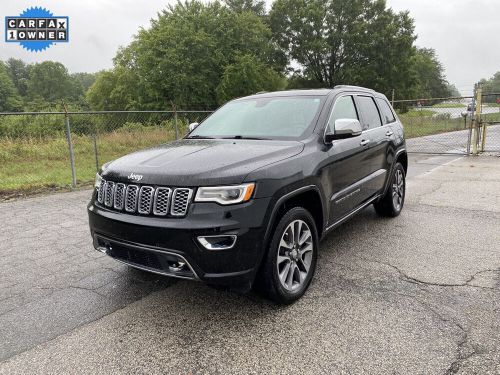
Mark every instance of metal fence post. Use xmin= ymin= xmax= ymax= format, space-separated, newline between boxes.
xmin=170 ymin=102 xmax=179 ymax=140
xmin=472 ymin=86 xmax=482 ymax=155
xmin=467 ymin=86 xmax=476 ymax=155
xmin=92 ymin=133 xmax=100 ymax=172
xmin=63 ymin=110 xmax=77 ymax=188
xmin=175 ymin=111 xmax=179 ymax=140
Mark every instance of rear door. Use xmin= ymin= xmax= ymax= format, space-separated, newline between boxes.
xmin=353 ymin=95 xmax=388 ymax=198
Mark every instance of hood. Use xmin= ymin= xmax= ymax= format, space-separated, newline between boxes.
xmin=102 ymin=138 xmax=304 ymax=186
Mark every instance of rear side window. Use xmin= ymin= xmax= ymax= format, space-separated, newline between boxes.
xmin=376 ymin=98 xmax=396 ymax=124
xmin=327 ymin=95 xmax=358 ymax=133
xmin=356 ymin=96 xmax=382 ymax=130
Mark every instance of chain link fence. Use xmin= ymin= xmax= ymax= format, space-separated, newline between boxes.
xmin=479 ymin=93 xmax=500 ymax=153
xmin=0 ymin=111 xmax=212 ymax=198
xmin=1 ymin=96 xmax=499 ymax=197
xmin=393 ymin=97 xmax=474 ymax=154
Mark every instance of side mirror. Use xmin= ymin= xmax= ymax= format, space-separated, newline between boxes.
xmin=325 ymin=119 xmax=362 ymax=143
xmin=188 ymin=122 xmax=199 ymax=133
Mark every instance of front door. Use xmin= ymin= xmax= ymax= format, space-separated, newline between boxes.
xmin=321 ymin=95 xmax=372 ymax=224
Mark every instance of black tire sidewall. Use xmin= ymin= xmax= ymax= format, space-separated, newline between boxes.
xmin=266 ymin=207 xmax=318 ymax=303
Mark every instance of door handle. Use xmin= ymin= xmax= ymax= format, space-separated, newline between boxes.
xmin=360 ymin=139 xmax=370 ymax=146
xmin=385 ymin=130 xmax=394 ymax=137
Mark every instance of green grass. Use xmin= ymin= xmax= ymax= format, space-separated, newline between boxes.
xmin=398 ymin=113 xmax=469 ymax=138
xmin=431 ymin=103 xmax=466 ymax=108
xmin=401 ymin=109 xmax=436 ymax=117
xmin=481 ymin=112 xmax=500 ymax=122
xmin=0 ymin=127 xmax=179 ymax=194
xmin=0 ymin=112 xmax=491 ymax=196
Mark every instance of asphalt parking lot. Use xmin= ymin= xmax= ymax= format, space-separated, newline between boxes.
xmin=0 ymin=154 xmax=499 ymax=374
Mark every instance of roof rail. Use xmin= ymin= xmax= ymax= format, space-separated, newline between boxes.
xmin=333 ymin=85 xmax=375 ymax=92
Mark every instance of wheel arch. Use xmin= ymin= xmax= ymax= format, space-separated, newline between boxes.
xmin=397 ymin=150 xmax=408 ymax=175
xmin=382 ymin=148 xmax=407 ymax=196
xmin=263 ymin=185 xmax=326 ymax=249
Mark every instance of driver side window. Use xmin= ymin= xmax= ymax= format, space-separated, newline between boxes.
xmin=327 ymin=96 xmax=358 ymax=133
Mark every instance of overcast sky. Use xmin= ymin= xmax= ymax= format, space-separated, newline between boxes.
xmin=1 ymin=0 xmax=498 ymax=96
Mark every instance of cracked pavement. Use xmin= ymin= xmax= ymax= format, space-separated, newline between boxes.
xmin=0 ymin=154 xmax=499 ymax=374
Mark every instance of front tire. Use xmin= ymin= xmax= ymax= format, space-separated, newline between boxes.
xmin=374 ymin=162 xmax=406 ymax=217
xmin=258 ymin=207 xmax=318 ymax=304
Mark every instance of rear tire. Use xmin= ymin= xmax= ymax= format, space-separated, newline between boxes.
xmin=374 ymin=162 xmax=405 ymax=217
xmin=257 ymin=207 xmax=318 ymax=304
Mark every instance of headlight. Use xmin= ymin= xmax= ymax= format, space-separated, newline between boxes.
xmin=194 ymin=183 xmax=255 ymax=205
xmin=95 ymin=173 xmax=103 ymax=189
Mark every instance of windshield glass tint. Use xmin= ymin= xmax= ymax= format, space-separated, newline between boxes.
xmin=190 ymin=96 xmax=324 ymax=139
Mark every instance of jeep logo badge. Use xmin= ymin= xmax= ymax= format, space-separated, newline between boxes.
xmin=127 ymin=173 xmax=143 ymax=182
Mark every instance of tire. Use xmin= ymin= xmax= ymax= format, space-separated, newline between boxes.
xmin=257 ymin=207 xmax=318 ymax=304
xmin=374 ymin=162 xmax=406 ymax=217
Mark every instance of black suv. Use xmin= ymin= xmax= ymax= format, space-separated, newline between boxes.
xmin=88 ymin=86 xmax=407 ymax=303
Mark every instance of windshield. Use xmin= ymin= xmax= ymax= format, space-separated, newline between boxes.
xmin=189 ymin=96 xmax=325 ymax=140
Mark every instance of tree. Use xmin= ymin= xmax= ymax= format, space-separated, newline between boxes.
xmin=216 ymin=54 xmax=285 ymax=103
xmin=27 ymin=61 xmax=74 ymax=102
xmin=480 ymin=71 xmax=500 ymax=103
xmin=269 ymin=0 xmax=418 ymax=98
xmin=224 ymin=0 xmax=266 ymax=15
xmin=0 ymin=62 xmax=23 ymax=111
xmin=412 ymin=48 xmax=451 ymax=98
xmin=86 ymin=67 xmax=141 ymax=110
xmin=71 ymin=72 xmax=97 ymax=93
xmin=446 ymin=83 xmax=460 ymax=97
xmin=6 ymin=58 xmax=30 ymax=97
xmin=105 ymin=0 xmax=285 ymax=109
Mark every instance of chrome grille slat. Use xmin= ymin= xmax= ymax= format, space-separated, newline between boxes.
xmin=138 ymin=186 xmax=154 ymax=214
xmin=104 ymin=181 xmax=115 ymax=207
xmin=97 ymin=179 xmax=105 ymax=203
xmin=97 ymin=180 xmax=192 ymax=217
xmin=171 ymin=188 xmax=192 ymax=217
xmin=125 ymin=185 xmax=139 ymax=213
xmin=153 ymin=188 xmax=171 ymax=216
xmin=113 ymin=183 xmax=126 ymax=210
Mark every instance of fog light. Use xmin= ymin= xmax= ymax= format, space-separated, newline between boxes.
xmin=168 ymin=261 xmax=186 ymax=272
xmin=197 ymin=235 xmax=237 ymax=250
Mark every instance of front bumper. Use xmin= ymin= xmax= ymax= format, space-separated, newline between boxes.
xmin=88 ymin=196 xmax=272 ymax=289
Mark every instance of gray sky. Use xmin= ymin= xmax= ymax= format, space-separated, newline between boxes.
xmin=1 ymin=0 xmax=498 ymax=96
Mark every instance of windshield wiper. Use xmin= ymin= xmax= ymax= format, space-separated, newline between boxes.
xmin=221 ymin=135 xmax=270 ymax=140
xmin=186 ymin=135 xmax=216 ymax=139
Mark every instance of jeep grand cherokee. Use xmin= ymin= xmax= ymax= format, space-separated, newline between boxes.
xmin=88 ymin=86 xmax=407 ymax=303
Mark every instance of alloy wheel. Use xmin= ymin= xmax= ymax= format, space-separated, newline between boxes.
xmin=392 ymin=169 xmax=404 ymax=211
xmin=276 ymin=219 xmax=314 ymax=291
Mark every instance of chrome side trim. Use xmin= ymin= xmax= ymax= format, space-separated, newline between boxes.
xmin=324 ymin=194 xmax=381 ymax=234
xmin=330 ymin=169 xmax=387 ymax=203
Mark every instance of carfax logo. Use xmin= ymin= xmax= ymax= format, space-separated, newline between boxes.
xmin=5 ymin=7 xmax=69 ymax=52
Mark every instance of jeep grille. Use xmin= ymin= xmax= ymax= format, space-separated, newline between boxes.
xmin=97 ymin=180 xmax=193 ymax=217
